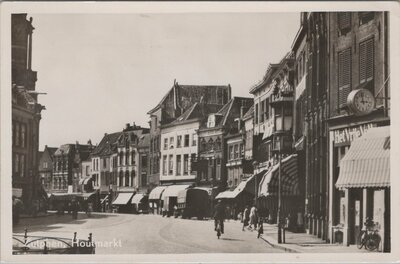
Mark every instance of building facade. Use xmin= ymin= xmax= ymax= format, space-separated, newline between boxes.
xmin=38 ymin=145 xmax=57 ymax=193
xmin=52 ymin=142 xmax=94 ymax=194
xmin=326 ymin=12 xmax=390 ymax=251
xmin=12 ymin=14 xmax=45 ymax=213
xmin=147 ymin=80 xmax=232 ymax=191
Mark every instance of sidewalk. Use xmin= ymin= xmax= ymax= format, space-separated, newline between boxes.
xmin=258 ymin=223 xmax=372 ymax=253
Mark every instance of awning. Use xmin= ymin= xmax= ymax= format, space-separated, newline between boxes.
xmin=161 ymin=184 xmax=191 ymax=199
xmin=148 ymin=186 xmax=168 ymax=200
xmin=258 ymin=154 xmax=300 ymax=196
xmin=112 ymin=192 xmax=134 ymax=205
xmin=215 ymin=170 xmax=266 ymax=200
xmin=79 ymin=176 xmax=93 ymax=185
xmin=336 ymin=126 xmax=390 ymax=189
xmin=131 ymin=193 xmax=147 ymax=205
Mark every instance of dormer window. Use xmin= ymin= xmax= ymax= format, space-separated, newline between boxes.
xmin=207 ymin=115 xmax=216 ymax=128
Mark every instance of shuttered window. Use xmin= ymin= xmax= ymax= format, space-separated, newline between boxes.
xmin=338 ymin=13 xmax=351 ymax=34
xmin=359 ymin=38 xmax=374 ymax=85
xmin=338 ymin=48 xmax=352 ymax=108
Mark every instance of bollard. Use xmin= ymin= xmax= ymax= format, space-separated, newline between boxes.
xmin=24 ymin=228 xmax=28 ymax=245
xmin=43 ymin=241 xmax=48 ymax=254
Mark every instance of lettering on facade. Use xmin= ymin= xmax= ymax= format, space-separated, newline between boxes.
xmin=333 ymin=123 xmax=375 ymax=147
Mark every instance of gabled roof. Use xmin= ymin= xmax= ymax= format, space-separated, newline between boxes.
xmin=147 ymin=81 xmax=231 ymax=115
xmin=242 ymin=105 xmax=254 ymax=121
xmin=54 ymin=143 xmax=93 ymax=156
xmin=167 ymin=102 xmax=222 ymax=127
xmin=212 ymin=97 xmax=253 ymax=128
xmin=46 ymin=147 xmax=58 ymax=155
xmin=138 ymin=133 xmax=150 ymax=148
xmin=92 ymin=132 xmax=123 ymax=157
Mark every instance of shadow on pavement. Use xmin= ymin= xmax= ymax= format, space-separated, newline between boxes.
xmin=220 ymin=237 xmax=245 ymax=242
xmin=13 ymin=213 xmax=119 ymax=234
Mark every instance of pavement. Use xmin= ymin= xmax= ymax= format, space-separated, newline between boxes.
xmin=257 ymin=223 xmax=372 ymax=253
xmin=13 ymin=212 xmax=283 ymax=254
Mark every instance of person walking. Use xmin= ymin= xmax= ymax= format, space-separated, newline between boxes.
xmin=249 ymin=204 xmax=258 ymax=230
xmin=242 ymin=206 xmax=250 ymax=231
xmin=257 ymin=218 xmax=264 ymax=238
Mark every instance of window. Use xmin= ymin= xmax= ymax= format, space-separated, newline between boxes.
xmin=192 ymin=133 xmax=197 ymax=146
xmin=183 ymin=155 xmax=189 ymax=175
xmin=15 ymin=123 xmax=20 ymax=146
xmin=14 ymin=153 xmax=19 ymax=173
xmin=21 ymin=124 xmax=26 ymax=148
xmin=162 ymin=155 xmax=167 ymax=175
xmin=168 ymin=155 xmax=173 ymax=175
xmin=338 ymin=48 xmax=352 ymax=108
xmin=131 ymin=151 xmax=135 ymax=165
xmin=103 ymin=158 xmax=107 ymax=169
xmin=141 ymin=155 xmax=147 ymax=167
xmin=254 ymin=103 xmax=259 ymax=124
xmin=190 ymin=154 xmax=196 ymax=172
xmin=177 ymin=135 xmax=182 ymax=148
xmin=176 ymin=155 xmax=182 ymax=175
xmin=208 ymin=138 xmax=214 ymax=151
xmin=164 ymin=138 xmax=168 ymax=150
xmin=359 ymin=38 xmax=374 ymax=89
xmin=264 ymin=98 xmax=270 ymax=121
xmin=234 ymin=145 xmax=239 ymax=159
xmin=20 ymin=155 xmax=25 ymax=177
xmin=119 ymin=152 xmax=123 ymax=166
xmin=131 ymin=171 xmax=135 ymax=187
xmin=215 ymin=137 xmax=221 ymax=151
xmin=119 ymin=171 xmax=123 ymax=186
xmin=43 ymin=162 xmax=48 ymax=169
xmin=184 ymin=135 xmax=190 ymax=147
xmin=86 ymin=166 xmax=89 ymax=176
xmin=169 ymin=137 xmax=174 ymax=149
xmin=338 ymin=13 xmax=351 ymax=34
xmin=216 ymin=157 xmax=221 ymax=166
xmin=125 ymin=171 xmax=130 ymax=187
xmin=201 ymin=139 xmax=206 ymax=151
xmin=240 ymin=143 xmax=244 ymax=156
xmin=229 ymin=146 xmax=234 ymax=160
xmin=260 ymin=100 xmax=265 ymax=123
xmin=359 ymin=12 xmax=374 ymax=25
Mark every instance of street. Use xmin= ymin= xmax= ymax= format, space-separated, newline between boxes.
xmin=13 ymin=213 xmax=284 ymax=254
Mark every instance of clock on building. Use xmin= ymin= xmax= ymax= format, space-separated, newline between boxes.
xmin=347 ymin=88 xmax=375 ymax=116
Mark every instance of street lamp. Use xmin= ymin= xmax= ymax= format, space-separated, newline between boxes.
xmin=252 ymin=161 xmax=259 ymax=207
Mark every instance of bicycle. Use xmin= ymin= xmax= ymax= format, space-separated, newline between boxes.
xmin=357 ymin=218 xmax=381 ymax=251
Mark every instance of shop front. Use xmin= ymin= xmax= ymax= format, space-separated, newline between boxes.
xmin=148 ymin=186 xmax=167 ymax=214
xmin=331 ymin=126 xmax=390 ymax=252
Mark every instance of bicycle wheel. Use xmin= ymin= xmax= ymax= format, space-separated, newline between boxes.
xmin=357 ymin=231 xmax=365 ymax=249
xmin=365 ymin=237 xmax=377 ymax=251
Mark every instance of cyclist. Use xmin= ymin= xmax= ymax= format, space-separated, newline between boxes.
xmin=214 ymin=200 xmax=225 ymax=234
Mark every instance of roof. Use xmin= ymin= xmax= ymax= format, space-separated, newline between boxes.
xmin=216 ymin=97 xmax=253 ymax=127
xmin=92 ymin=132 xmax=123 ymax=156
xmin=165 ymin=102 xmax=222 ymax=127
xmin=242 ymin=105 xmax=254 ymax=121
xmin=54 ymin=143 xmax=93 ymax=156
xmin=147 ymin=81 xmax=231 ymax=115
xmin=138 ymin=133 xmax=150 ymax=148
xmin=336 ymin=126 xmax=390 ymax=189
xmin=46 ymin=147 xmax=58 ymax=155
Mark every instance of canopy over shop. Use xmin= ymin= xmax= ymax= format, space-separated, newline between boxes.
xmin=335 ymin=126 xmax=390 ymax=251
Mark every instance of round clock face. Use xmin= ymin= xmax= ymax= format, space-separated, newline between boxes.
xmin=348 ymin=89 xmax=375 ymax=115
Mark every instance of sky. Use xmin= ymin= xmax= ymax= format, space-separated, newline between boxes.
xmin=31 ymin=13 xmax=300 ymax=150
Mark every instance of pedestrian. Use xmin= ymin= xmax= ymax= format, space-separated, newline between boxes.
xmin=249 ymin=204 xmax=258 ymax=230
xmin=257 ymin=218 xmax=264 ymax=238
xmin=87 ymin=202 xmax=93 ymax=218
xmin=242 ymin=206 xmax=250 ymax=231
xmin=213 ymin=200 xmax=225 ymax=234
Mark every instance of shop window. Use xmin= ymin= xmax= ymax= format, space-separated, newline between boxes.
xmin=359 ymin=38 xmax=374 ymax=91
xmin=338 ymin=48 xmax=352 ymax=108
xmin=338 ymin=12 xmax=351 ymax=35
xmin=131 ymin=171 xmax=135 ymax=187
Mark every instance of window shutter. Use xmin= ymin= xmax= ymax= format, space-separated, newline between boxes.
xmin=338 ymin=13 xmax=351 ymax=32
xmin=360 ymin=38 xmax=374 ymax=84
xmin=338 ymin=49 xmax=352 ymax=108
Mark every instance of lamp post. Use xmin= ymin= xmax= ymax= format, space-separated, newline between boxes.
xmin=252 ymin=161 xmax=259 ymax=207
xmin=277 ymin=138 xmax=282 ymax=244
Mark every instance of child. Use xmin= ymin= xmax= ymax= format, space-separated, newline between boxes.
xmin=257 ymin=218 xmax=264 ymax=239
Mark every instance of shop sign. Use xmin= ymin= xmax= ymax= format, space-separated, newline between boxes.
xmin=333 ymin=123 xmax=375 ymax=146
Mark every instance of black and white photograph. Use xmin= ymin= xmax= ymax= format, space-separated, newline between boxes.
xmin=1 ymin=2 xmax=399 ymax=263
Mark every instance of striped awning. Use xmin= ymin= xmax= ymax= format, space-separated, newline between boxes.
xmin=112 ymin=192 xmax=134 ymax=205
xmin=131 ymin=193 xmax=147 ymax=205
xmin=258 ymin=154 xmax=300 ymax=196
xmin=161 ymin=184 xmax=192 ymax=199
xmin=336 ymin=126 xmax=390 ymax=189
xmin=215 ymin=170 xmax=266 ymax=200
xmin=148 ymin=186 xmax=167 ymax=200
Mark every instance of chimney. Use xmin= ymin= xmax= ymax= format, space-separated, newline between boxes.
xmin=104 ymin=133 xmax=108 ymax=137
xmin=132 ymin=122 xmax=136 ymax=129
xmin=87 ymin=139 xmax=92 ymax=146
xmin=126 ymin=123 xmax=130 ymax=130
xmin=240 ymin=106 xmax=244 ymax=119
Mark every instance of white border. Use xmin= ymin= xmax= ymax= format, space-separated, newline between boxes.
xmin=1 ymin=1 xmax=399 ymax=263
